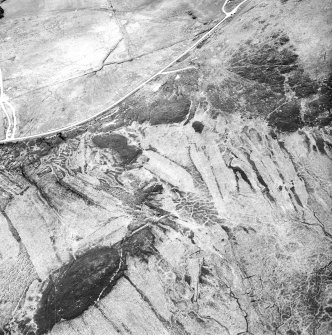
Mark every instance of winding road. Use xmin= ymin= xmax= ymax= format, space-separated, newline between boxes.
xmin=0 ymin=0 xmax=249 ymax=143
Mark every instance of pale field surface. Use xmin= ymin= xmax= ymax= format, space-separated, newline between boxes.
xmin=0 ymin=0 xmax=228 ymax=139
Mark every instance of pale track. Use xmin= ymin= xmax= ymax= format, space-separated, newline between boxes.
xmin=0 ymin=0 xmax=250 ymax=144
xmin=0 ymin=69 xmax=17 ymax=140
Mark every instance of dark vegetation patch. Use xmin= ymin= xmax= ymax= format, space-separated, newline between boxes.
xmin=123 ymin=227 xmax=157 ymax=263
xmin=31 ymin=246 xmax=123 ymax=335
xmin=241 ymin=84 xmax=283 ymax=115
xmin=306 ymin=98 xmax=332 ymax=127
xmin=290 ymin=185 xmax=303 ymax=207
xmin=149 ymin=98 xmax=191 ymax=125
xmin=192 ymin=121 xmax=204 ymax=133
xmin=243 ymin=152 xmax=275 ymax=202
xmin=120 ymin=93 xmax=191 ymax=126
xmin=278 ymin=35 xmax=290 ymax=46
xmin=0 ymin=1 xmax=4 ymax=20
xmin=226 ymin=33 xmax=331 ymax=131
xmin=206 ymin=34 xmax=298 ymax=118
xmin=305 ymin=74 xmax=332 ymax=127
xmin=187 ymin=10 xmax=197 ymax=20
xmin=184 ymin=274 xmax=191 ymax=285
xmin=207 ymin=79 xmax=285 ymax=119
xmin=229 ymin=34 xmax=298 ymax=94
xmin=8 ymin=227 xmax=157 ymax=335
xmin=213 ymin=32 xmax=330 ymax=132
xmin=134 ymin=183 xmax=164 ymax=206
xmin=288 ymin=69 xmax=318 ymax=98
xmin=207 ymin=84 xmax=238 ymax=113
xmin=150 ymin=70 xmax=199 ymax=125
xmin=120 ymin=71 xmax=198 ymax=126
xmin=312 ymin=132 xmax=329 ymax=155
xmin=199 ymin=262 xmax=213 ymax=284
xmin=92 ymin=133 xmax=142 ymax=164
xmin=325 ymin=306 xmax=332 ymax=316
xmin=268 ymin=101 xmax=303 ymax=132
xmin=228 ymin=164 xmax=254 ymax=191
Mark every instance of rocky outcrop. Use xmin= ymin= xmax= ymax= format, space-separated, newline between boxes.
xmin=0 ymin=0 xmax=331 ymax=334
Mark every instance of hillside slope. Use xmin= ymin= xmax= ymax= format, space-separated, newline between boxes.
xmin=0 ymin=0 xmax=331 ymax=334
